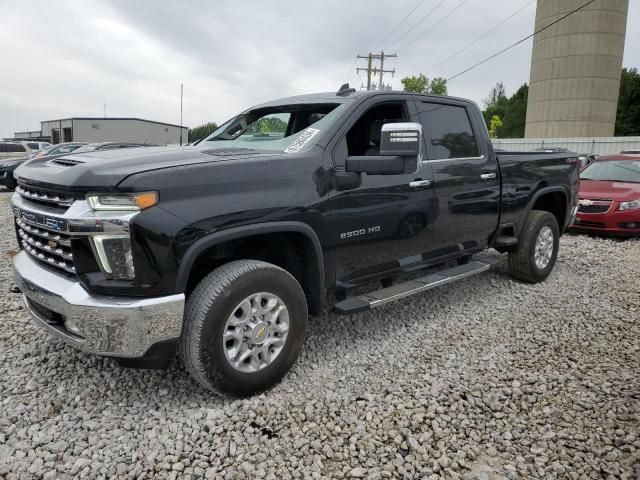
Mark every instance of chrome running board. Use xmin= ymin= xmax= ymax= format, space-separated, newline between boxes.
xmin=333 ymin=257 xmax=501 ymax=314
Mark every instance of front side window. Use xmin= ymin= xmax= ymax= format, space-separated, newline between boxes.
xmin=201 ymin=102 xmax=347 ymax=153
xmin=7 ymin=144 xmax=26 ymax=153
xmin=27 ymin=143 xmax=39 ymax=149
xmin=419 ymin=103 xmax=479 ymax=159
xmin=581 ymin=160 xmax=640 ymax=183
xmin=345 ymin=102 xmax=408 ymax=156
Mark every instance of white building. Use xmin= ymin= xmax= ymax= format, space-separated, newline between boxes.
xmin=40 ymin=117 xmax=188 ymax=145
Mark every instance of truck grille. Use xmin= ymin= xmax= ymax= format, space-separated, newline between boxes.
xmin=16 ymin=218 xmax=75 ymax=274
xmin=15 ymin=184 xmax=80 ymax=214
xmin=578 ymin=204 xmax=611 ymax=214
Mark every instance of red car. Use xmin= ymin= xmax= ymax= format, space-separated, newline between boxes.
xmin=572 ymin=154 xmax=640 ymax=236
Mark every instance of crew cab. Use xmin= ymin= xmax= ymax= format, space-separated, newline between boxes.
xmin=11 ymin=86 xmax=579 ymax=396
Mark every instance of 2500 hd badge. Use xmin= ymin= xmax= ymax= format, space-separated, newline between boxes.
xmin=340 ymin=226 xmax=381 ymax=240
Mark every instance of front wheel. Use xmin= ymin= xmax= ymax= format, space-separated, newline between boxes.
xmin=508 ymin=210 xmax=560 ymax=283
xmin=180 ymin=260 xmax=308 ymax=397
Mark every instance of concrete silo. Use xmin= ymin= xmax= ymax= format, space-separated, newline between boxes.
xmin=525 ymin=0 xmax=629 ymax=138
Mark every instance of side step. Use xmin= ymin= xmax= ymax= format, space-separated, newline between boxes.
xmin=334 ymin=258 xmax=501 ymax=314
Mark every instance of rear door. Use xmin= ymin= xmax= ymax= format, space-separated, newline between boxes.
xmin=416 ymin=99 xmax=499 ymax=253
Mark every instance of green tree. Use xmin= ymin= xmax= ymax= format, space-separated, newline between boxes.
xmin=489 ymin=115 xmax=503 ymax=138
xmin=188 ymin=122 xmax=218 ymax=143
xmin=401 ymin=74 xmax=448 ymax=95
xmin=500 ymin=84 xmax=528 ymax=138
xmin=615 ymin=68 xmax=640 ymax=136
xmin=482 ymin=82 xmax=528 ymax=138
xmin=484 ymin=82 xmax=506 ymax=109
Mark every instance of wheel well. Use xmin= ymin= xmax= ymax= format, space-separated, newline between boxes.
xmin=184 ymin=232 xmax=323 ymax=316
xmin=531 ymin=192 xmax=567 ymax=232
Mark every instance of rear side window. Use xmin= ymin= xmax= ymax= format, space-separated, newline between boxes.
xmin=419 ymin=103 xmax=479 ymax=160
xmin=6 ymin=144 xmax=26 ymax=153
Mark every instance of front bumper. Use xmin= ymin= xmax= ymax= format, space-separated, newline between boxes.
xmin=570 ymin=209 xmax=640 ymax=236
xmin=13 ymin=251 xmax=185 ymax=358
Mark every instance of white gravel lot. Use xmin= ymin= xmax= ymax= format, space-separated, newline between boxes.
xmin=0 ymin=188 xmax=638 ymax=480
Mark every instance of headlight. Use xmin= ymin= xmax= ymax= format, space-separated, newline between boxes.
xmin=619 ymin=199 xmax=640 ymax=211
xmin=87 ymin=192 xmax=158 ymax=211
xmin=91 ymin=235 xmax=135 ymax=279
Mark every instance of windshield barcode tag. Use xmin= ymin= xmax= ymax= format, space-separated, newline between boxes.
xmin=285 ymin=128 xmax=320 ymax=153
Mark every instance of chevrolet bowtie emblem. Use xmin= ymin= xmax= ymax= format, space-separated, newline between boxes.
xmin=578 ymin=199 xmax=594 ymax=206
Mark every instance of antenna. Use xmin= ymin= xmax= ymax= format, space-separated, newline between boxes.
xmin=103 ymin=103 xmax=106 ymax=118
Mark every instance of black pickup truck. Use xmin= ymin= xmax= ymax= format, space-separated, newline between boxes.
xmin=11 ymin=86 xmax=579 ymax=396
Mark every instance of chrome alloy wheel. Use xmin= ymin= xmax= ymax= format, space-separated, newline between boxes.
xmin=534 ymin=226 xmax=554 ymax=270
xmin=222 ymin=292 xmax=290 ymax=373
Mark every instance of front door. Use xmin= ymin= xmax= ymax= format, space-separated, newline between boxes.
xmin=415 ymin=99 xmax=500 ymax=253
xmin=327 ymin=97 xmax=438 ymax=284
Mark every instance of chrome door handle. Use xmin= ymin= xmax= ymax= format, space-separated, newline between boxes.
xmin=409 ymin=180 xmax=432 ymax=188
xmin=480 ymin=173 xmax=497 ymax=180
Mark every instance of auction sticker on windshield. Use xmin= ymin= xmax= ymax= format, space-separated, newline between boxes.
xmin=285 ymin=128 xmax=320 ymax=153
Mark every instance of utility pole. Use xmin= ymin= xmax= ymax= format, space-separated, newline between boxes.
xmin=356 ymin=52 xmax=396 ymax=90
xmin=179 ymin=83 xmax=183 ymax=146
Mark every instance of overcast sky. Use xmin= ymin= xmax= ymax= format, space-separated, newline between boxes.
xmin=1 ymin=0 xmax=638 ymax=138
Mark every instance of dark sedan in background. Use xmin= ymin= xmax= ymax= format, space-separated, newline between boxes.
xmin=0 ymin=142 xmax=157 ymax=190
xmin=571 ymin=154 xmax=640 ymax=236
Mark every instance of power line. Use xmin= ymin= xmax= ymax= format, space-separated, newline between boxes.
xmin=446 ymin=0 xmax=597 ymax=81
xmin=396 ymin=0 xmax=470 ymax=54
xmin=384 ymin=0 xmax=449 ymax=50
xmin=372 ymin=0 xmax=427 ymax=52
xmin=427 ymin=0 xmax=535 ymax=74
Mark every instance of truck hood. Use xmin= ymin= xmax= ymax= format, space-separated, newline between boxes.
xmin=13 ymin=146 xmax=282 ymax=191
xmin=579 ymin=179 xmax=640 ymax=201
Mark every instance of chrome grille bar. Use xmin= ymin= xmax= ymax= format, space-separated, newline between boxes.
xmin=15 ymin=185 xmax=76 ymax=210
xmin=16 ymin=218 xmax=71 ymax=247
xmin=21 ymin=242 xmax=76 ymax=274
xmin=18 ymin=229 xmax=73 ymax=261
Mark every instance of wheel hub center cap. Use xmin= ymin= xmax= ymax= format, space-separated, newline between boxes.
xmin=249 ymin=322 xmax=269 ymax=345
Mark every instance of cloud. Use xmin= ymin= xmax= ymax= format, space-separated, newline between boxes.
xmin=0 ymin=0 xmax=637 ymax=139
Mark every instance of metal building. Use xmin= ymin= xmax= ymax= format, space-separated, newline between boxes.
xmin=525 ymin=0 xmax=629 ymax=138
xmin=40 ymin=117 xmax=188 ymax=145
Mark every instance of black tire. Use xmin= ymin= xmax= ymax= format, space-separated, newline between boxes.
xmin=180 ymin=260 xmax=308 ymax=397
xmin=508 ymin=210 xmax=559 ymax=283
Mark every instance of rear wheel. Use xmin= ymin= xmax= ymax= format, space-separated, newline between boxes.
xmin=180 ymin=260 xmax=308 ymax=397
xmin=508 ymin=210 xmax=559 ymax=283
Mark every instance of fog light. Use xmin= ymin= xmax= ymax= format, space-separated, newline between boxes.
xmin=91 ymin=235 xmax=135 ymax=279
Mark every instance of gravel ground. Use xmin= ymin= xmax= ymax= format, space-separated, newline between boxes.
xmin=0 ymin=188 xmax=638 ymax=480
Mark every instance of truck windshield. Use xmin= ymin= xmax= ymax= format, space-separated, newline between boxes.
xmin=200 ymin=102 xmax=347 ymax=153
xmin=580 ymin=160 xmax=640 ymax=183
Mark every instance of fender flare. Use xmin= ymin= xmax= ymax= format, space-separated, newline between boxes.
xmin=520 ymin=186 xmax=570 ymax=234
xmin=174 ymin=221 xmax=326 ymax=298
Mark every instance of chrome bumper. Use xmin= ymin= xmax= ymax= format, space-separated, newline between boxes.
xmin=13 ymin=251 xmax=185 ymax=358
